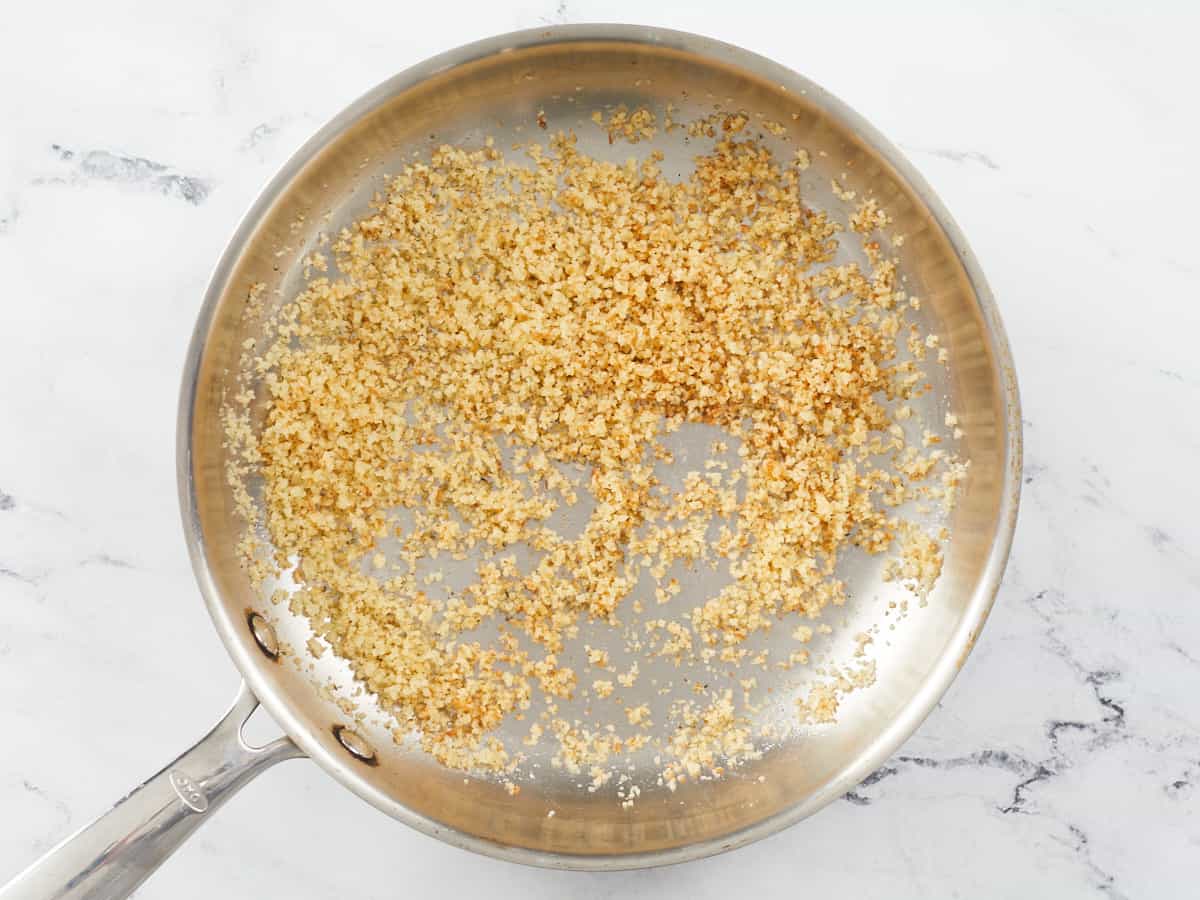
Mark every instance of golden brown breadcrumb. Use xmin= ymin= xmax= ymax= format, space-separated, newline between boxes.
xmin=225 ymin=109 xmax=962 ymax=792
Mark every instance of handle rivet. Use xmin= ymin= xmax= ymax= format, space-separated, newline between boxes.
xmin=247 ymin=612 xmax=279 ymax=660
xmin=333 ymin=725 xmax=378 ymax=765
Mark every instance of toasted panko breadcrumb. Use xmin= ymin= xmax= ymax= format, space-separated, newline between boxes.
xmin=227 ymin=111 xmax=962 ymax=792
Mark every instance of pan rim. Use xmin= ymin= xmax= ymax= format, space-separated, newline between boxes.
xmin=177 ymin=23 xmax=1022 ymax=870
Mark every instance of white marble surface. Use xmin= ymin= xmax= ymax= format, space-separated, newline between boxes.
xmin=1 ymin=2 xmax=1198 ymax=897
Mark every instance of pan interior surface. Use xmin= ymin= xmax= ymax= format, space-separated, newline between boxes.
xmin=182 ymin=26 xmax=1019 ymax=868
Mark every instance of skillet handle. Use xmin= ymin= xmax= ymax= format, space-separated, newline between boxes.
xmin=0 ymin=682 xmax=303 ymax=900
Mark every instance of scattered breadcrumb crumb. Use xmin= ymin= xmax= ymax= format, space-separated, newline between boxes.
xmin=593 ymin=105 xmax=657 ymax=143
xmin=831 ymin=178 xmax=856 ymax=201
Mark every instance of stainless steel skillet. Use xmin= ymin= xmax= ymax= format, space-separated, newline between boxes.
xmin=0 ymin=24 xmax=1021 ymax=899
